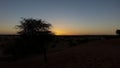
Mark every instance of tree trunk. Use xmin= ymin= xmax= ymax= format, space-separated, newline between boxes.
xmin=43 ymin=47 xmax=47 ymax=63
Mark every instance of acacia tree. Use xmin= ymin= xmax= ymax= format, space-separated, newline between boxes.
xmin=17 ymin=18 xmax=53 ymax=36
xmin=17 ymin=18 xmax=54 ymax=62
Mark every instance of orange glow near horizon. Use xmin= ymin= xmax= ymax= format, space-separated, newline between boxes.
xmin=52 ymin=28 xmax=81 ymax=35
xmin=51 ymin=27 xmax=78 ymax=35
xmin=52 ymin=29 xmax=68 ymax=35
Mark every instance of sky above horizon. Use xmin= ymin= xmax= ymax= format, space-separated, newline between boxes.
xmin=0 ymin=0 xmax=120 ymax=35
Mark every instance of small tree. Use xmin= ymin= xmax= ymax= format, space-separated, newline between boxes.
xmin=17 ymin=18 xmax=54 ymax=61
xmin=116 ymin=29 xmax=120 ymax=35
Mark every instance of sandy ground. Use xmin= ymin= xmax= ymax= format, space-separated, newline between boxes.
xmin=1 ymin=39 xmax=120 ymax=68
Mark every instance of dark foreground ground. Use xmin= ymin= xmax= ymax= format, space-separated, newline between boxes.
xmin=0 ymin=39 xmax=120 ymax=68
xmin=0 ymin=38 xmax=120 ymax=68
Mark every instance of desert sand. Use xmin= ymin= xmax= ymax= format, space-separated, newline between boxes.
xmin=1 ymin=39 xmax=120 ymax=68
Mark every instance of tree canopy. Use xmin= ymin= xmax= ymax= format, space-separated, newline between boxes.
xmin=16 ymin=18 xmax=53 ymax=36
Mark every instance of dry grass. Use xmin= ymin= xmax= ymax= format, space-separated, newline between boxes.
xmin=1 ymin=39 xmax=120 ymax=68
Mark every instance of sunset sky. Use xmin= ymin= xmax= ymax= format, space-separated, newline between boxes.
xmin=0 ymin=0 xmax=120 ymax=35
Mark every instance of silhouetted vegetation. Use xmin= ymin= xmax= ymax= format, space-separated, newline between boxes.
xmin=3 ymin=18 xmax=54 ymax=62
xmin=116 ymin=29 xmax=120 ymax=35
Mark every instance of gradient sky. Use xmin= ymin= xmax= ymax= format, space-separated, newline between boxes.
xmin=0 ymin=0 xmax=120 ymax=35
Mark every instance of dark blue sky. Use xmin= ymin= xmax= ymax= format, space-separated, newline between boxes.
xmin=0 ymin=0 xmax=120 ymax=35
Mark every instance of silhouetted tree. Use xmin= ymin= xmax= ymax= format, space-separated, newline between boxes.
xmin=4 ymin=18 xmax=54 ymax=62
xmin=116 ymin=29 xmax=120 ymax=35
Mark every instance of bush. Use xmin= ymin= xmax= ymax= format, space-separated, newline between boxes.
xmin=116 ymin=29 xmax=120 ymax=35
